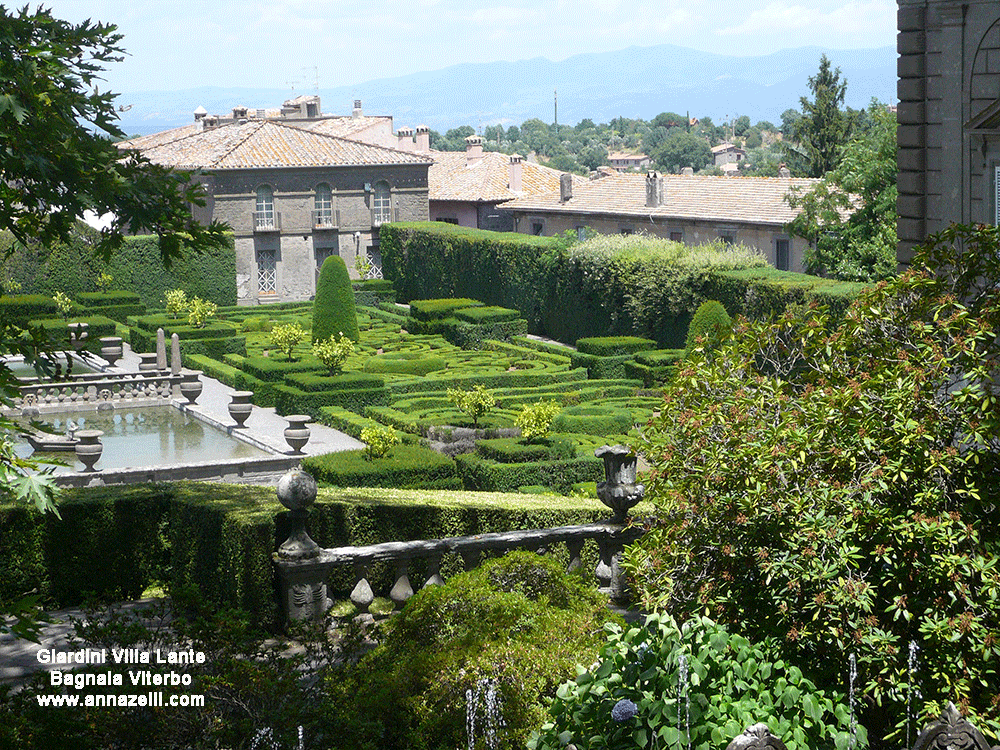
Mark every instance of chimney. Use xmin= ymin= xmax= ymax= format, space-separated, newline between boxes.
xmin=465 ymin=135 xmax=483 ymax=165
xmin=509 ymin=154 xmax=523 ymax=192
xmin=415 ymin=125 xmax=430 ymax=152
xmin=680 ymin=167 xmax=694 ymax=176
xmin=397 ymin=126 xmax=414 ymax=152
xmin=193 ymin=106 xmax=208 ymax=122
xmin=232 ymin=105 xmax=248 ymax=120
xmin=646 ymin=171 xmax=664 ymax=207
xmin=778 ymin=164 xmax=791 ymax=178
xmin=352 ymin=99 xmax=363 ymax=118
xmin=560 ymin=173 xmax=573 ymax=202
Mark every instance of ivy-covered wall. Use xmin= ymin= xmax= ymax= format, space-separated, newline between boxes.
xmin=1 ymin=231 xmax=236 ymax=308
xmin=380 ymin=223 xmax=867 ymax=348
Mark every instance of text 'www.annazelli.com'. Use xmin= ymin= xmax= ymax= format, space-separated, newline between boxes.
xmin=36 ymin=692 xmax=205 ymax=707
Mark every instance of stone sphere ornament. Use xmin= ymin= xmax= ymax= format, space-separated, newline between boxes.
xmin=276 ymin=469 xmax=320 ymax=559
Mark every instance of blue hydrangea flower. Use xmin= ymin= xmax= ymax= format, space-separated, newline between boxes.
xmin=611 ymin=698 xmax=638 ymax=722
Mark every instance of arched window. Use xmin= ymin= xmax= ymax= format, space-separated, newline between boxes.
xmin=372 ymin=180 xmax=391 ymax=225
xmin=254 ymin=185 xmax=275 ymax=229
xmin=314 ymin=183 xmax=334 ymax=227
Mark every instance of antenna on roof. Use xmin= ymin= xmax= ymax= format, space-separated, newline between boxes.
xmin=304 ymin=66 xmax=318 ymax=93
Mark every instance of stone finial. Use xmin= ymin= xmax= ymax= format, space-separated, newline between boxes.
xmin=912 ymin=703 xmax=999 ymax=750
xmin=276 ymin=469 xmax=320 ymax=559
xmin=156 ymin=328 xmax=167 ymax=371
xmin=170 ymin=334 xmax=181 ymax=375
xmin=726 ymin=723 xmax=788 ymax=750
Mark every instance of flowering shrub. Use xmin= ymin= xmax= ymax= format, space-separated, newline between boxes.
xmin=627 ymin=223 xmax=1000 ymax=745
xmin=52 ymin=290 xmax=72 ymax=320
xmin=270 ymin=323 xmax=306 ymax=361
xmin=360 ymin=425 xmax=399 ymax=460
xmin=515 ymin=400 xmax=561 ymax=442
xmin=529 ymin=614 xmax=856 ymax=750
xmin=312 ymin=332 xmax=354 ymax=375
xmin=164 ymin=288 xmax=187 ymax=319
xmin=186 ymin=296 xmax=216 ymax=328
xmin=96 ymin=271 xmax=114 ymax=293
xmin=447 ymin=385 xmax=496 ymax=427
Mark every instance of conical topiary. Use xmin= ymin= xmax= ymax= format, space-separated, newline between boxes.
xmin=312 ymin=255 xmax=360 ymax=343
xmin=684 ymin=299 xmax=732 ymax=354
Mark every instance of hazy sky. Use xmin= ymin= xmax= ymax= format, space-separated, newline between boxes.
xmin=39 ymin=0 xmax=898 ymax=93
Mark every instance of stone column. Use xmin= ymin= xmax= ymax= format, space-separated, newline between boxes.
xmin=156 ymin=328 xmax=167 ymax=371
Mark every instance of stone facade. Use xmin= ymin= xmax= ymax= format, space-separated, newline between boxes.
xmin=897 ymin=0 xmax=1000 ymax=268
xmin=202 ymin=165 xmax=429 ymax=305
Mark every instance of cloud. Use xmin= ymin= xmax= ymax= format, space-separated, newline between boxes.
xmin=715 ymin=0 xmax=895 ymax=39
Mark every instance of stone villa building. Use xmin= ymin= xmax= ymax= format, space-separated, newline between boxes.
xmin=121 ymin=98 xmax=431 ymax=305
xmin=897 ymin=0 xmax=1000 ymax=267
xmin=502 ymin=170 xmax=826 ymax=272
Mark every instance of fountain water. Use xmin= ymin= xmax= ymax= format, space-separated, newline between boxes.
xmin=249 ymin=727 xmax=280 ymax=750
xmin=848 ymin=652 xmax=858 ymax=750
xmin=466 ymin=677 xmax=504 ymax=750
xmin=906 ymin=642 xmax=921 ymax=749
xmin=678 ymin=652 xmax=691 ymax=750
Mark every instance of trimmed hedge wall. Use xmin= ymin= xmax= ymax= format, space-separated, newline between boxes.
xmin=31 ymin=315 xmax=117 ymax=350
xmin=1 ymin=232 xmax=236 ymax=308
xmin=353 ymin=279 xmax=396 ymax=307
xmin=1 ymin=483 xmax=612 ymax=625
xmin=274 ymin=383 xmax=392 ymax=418
xmin=303 ymin=444 xmax=460 ymax=490
xmin=0 ymin=294 xmax=58 ymax=325
xmin=380 ymin=223 xmax=867 ymax=347
xmin=575 ymin=336 xmax=658 ymax=356
xmin=409 ymin=298 xmax=483 ymax=321
xmin=454 ymin=452 xmax=603 ymax=494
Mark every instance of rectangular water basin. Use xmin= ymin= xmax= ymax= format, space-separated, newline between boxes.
xmin=6 ymin=352 xmax=101 ymax=380
xmin=16 ymin=405 xmax=272 ymax=473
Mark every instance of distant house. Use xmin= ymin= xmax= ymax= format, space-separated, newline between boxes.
xmin=502 ymin=170 xmax=833 ymax=272
xmin=711 ymin=142 xmax=746 ymax=174
xmin=607 ymin=151 xmax=652 ymax=171
xmin=121 ymin=98 xmax=431 ymax=305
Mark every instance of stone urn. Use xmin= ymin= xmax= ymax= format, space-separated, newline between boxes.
xmin=67 ymin=322 xmax=89 ymax=351
xmin=178 ymin=370 xmax=203 ymax=405
xmin=99 ymin=336 xmax=123 ymax=367
xmin=283 ymin=415 xmax=312 ymax=454
xmin=228 ymin=391 xmax=254 ymax=428
xmin=75 ymin=430 xmax=104 ymax=472
xmin=595 ymin=444 xmax=645 ymax=523
xmin=276 ymin=468 xmax=320 ymax=558
xmin=137 ymin=352 xmax=159 ymax=372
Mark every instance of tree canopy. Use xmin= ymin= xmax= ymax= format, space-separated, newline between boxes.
xmin=787 ymin=54 xmax=855 ymax=177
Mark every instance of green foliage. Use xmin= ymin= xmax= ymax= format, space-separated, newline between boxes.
xmin=628 ymin=223 xmax=1000 ymax=745
xmin=529 ymin=614 xmax=859 ymax=750
xmin=684 ymin=299 xmax=732 ymax=354
xmin=312 ymin=255 xmax=360 ymax=343
xmin=0 ymin=6 xmax=228 ymax=265
xmin=786 ymin=101 xmax=897 ymax=282
xmin=360 ymin=424 xmax=400 ymax=460
xmin=551 ymin=405 xmax=633 ymax=436
xmin=447 ymin=384 xmax=497 ymax=427
xmin=454 ymin=452 xmax=602 ymax=494
xmin=185 ymin=295 xmax=217 ymax=328
xmin=576 ymin=336 xmax=658 ymax=357
xmin=312 ymin=332 xmax=355 ymax=375
xmin=516 ymin=399 xmax=562 ymax=441
xmin=270 ymin=322 xmax=307 ymax=361
xmin=164 ymin=288 xmax=187 ymax=318
xmin=363 ymin=351 xmax=447 ymax=376
xmin=651 ymin=129 xmax=713 ymax=173
xmin=324 ymin=551 xmax=616 ymax=750
xmin=95 ymin=271 xmax=114 ymax=292
xmin=409 ymin=297 xmax=484 ymax=320
xmin=0 ymin=294 xmax=57 ymax=325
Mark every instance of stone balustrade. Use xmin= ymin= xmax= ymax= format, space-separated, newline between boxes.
xmin=274 ymin=519 xmax=642 ymax=622
xmin=8 ymin=371 xmax=193 ymax=415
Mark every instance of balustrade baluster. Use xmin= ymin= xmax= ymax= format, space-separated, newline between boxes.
xmin=595 ymin=537 xmax=613 ymax=590
xmin=389 ymin=559 xmax=414 ymax=610
xmin=350 ymin=560 xmax=374 ymax=614
xmin=566 ymin=539 xmax=585 ymax=573
xmin=423 ymin=555 xmax=445 ymax=588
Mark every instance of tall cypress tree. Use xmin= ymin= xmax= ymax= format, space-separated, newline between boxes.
xmin=312 ymin=255 xmax=360 ymax=343
xmin=790 ymin=55 xmax=853 ymax=178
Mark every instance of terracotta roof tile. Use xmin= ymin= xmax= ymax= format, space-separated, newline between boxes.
xmin=502 ymin=172 xmax=832 ymax=226
xmin=120 ymin=120 xmax=432 ymax=170
xmin=428 ymin=150 xmax=586 ymax=203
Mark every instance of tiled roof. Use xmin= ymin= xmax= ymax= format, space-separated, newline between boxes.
xmin=711 ymin=142 xmax=745 ymax=154
xmin=502 ymin=172 xmax=832 ymax=226
xmin=428 ymin=150 xmax=586 ymax=203
xmin=294 ymin=116 xmax=394 ymax=140
xmin=120 ymin=120 xmax=432 ymax=170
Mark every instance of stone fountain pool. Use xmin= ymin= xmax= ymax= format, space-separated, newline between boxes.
xmin=15 ymin=405 xmax=272 ymax=473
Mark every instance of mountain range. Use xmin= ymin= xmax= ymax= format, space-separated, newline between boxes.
xmin=116 ymin=43 xmax=896 ymax=137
